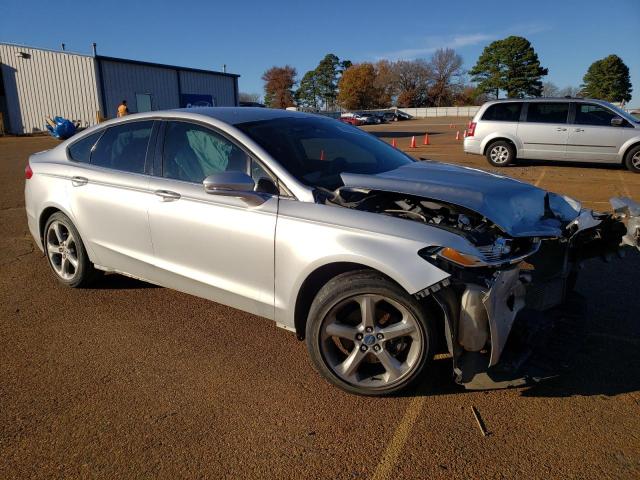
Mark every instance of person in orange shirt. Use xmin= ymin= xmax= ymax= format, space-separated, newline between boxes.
xmin=117 ymin=100 xmax=129 ymax=117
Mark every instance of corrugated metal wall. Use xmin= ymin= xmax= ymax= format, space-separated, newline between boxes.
xmin=0 ymin=44 xmax=100 ymax=134
xmin=179 ymin=70 xmax=237 ymax=106
xmin=99 ymin=60 xmax=181 ymax=117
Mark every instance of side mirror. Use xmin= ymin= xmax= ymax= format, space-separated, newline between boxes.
xmin=611 ymin=116 xmax=624 ymax=127
xmin=203 ymin=171 xmax=266 ymax=206
xmin=203 ymin=171 xmax=255 ymax=193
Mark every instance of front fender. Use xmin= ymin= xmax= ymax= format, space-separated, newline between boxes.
xmin=273 ymin=200 xmax=478 ymax=329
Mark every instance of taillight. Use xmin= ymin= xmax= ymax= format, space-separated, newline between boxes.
xmin=25 ymin=164 xmax=33 ymax=180
xmin=467 ymin=122 xmax=476 ymax=137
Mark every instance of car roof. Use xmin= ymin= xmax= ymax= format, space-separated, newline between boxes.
xmin=174 ymin=107 xmax=321 ymax=125
xmin=483 ymin=97 xmax=611 ymax=106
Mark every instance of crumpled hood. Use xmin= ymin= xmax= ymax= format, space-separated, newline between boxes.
xmin=340 ymin=161 xmax=581 ymax=237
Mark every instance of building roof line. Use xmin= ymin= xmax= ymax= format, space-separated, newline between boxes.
xmin=96 ymin=55 xmax=240 ymax=78
xmin=0 ymin=42 xmax=240 ymax=78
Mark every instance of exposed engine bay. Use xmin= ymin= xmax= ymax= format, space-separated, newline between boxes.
xmin=322 ymin=184 xmax=640 ymax=389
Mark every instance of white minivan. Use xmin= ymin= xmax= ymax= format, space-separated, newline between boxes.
xmin=464 ymin=98 xmax=640 ymax=172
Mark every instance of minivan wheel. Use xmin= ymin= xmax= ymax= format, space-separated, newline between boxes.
xmin=44 ymin=212 xmax=100 ymax=288
xmin=486 ymin=140 xmax=516 ymax=167
xmin=306 ymin=270 xmax=434 ymax=396
xmin=624 ymin=145 xmax=640 ymax=173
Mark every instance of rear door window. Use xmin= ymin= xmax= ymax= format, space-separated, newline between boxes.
xmin=481 ymin=103 xmax=522 ymax=122
xmin=91 ymin=121 xmax=154 ymax=173
xmin=574 ymin=103 xmax=618 ymax=126
xmin=68 ymin=131 xmax=103 ymax=163
xmin=525 ymin=103 xmax=569 ymax=124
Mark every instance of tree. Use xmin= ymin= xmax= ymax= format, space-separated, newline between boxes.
xmin=469 ymin=36 xmax=548 ymax=98
xmin=295 ymin=54 xmax=352 ymax=111
xmin=452 ymin=86 xmax=489 ymax=106
xmin=238 ymin=92 xmax=261 ymax=103
xmin=262 ymin=66 xmax=297 ymax=108
xmin=295 ymin=70 xmax=321 ymax=110
xmin=542 ymin=81 xmax=559 ymax=97
xmin=392 ymin=60 xmax=432 ymax=107
xmin=581 ymin=55 xmax=632 ymax=103
xmin=429 ymin=48 xmax=464 ymax=107
xmin=337 ymin=63 xmax=386 ymax=110
xmin=558 ymin=85 xmax=580 ymax=97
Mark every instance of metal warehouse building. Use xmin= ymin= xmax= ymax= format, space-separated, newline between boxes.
xmin=0 ymin=43 xmax=239 ymax=134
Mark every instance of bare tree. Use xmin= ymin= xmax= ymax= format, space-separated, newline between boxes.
xmin=558 ymin=85 xmax=581 ymax=97
xmin=393 ymin=59 xmax=432 ymax=107
xmin=429 ymin=48 xmax=463 ymax=107
xmin=542 ymin=81 xmax=560 ymax=97
xmin=239 ymin=92 xmax=261 ymax=103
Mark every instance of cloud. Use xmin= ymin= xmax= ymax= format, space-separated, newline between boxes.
xmin=374 ymin=23 xmax=551 ymax=61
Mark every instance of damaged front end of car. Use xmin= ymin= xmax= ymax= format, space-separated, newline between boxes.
xmin=326 ymin=164 xmax=640 ymax=389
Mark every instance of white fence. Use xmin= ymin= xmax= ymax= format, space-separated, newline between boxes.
xmin=397 ymin=106 xmax=480 ymax=118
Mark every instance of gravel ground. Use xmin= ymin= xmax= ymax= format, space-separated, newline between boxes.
xmin=1 ymin=122 xmax=639 ymax=479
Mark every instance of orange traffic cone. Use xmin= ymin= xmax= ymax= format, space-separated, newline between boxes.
xmin=410 ymin=136 xmax=417 ymax=148
xmin=456 ymin=131 xmax=460 ymax=140
xmin=320 ymin=149 xmax=325 ymax=160
xmin=391 ymin=138 xmax=397 ymax=148
xmin=449 ymin=123 xmax=453 ymax=129
xmin=423 ymin=133 xmax=430 ymax=145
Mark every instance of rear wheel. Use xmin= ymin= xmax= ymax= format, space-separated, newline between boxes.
xmin=624 ymin=145 xmax=640 ymax=173
xmin=306 ymin=270 xmax=434 ymax=396
xmin=486 ymin=140 xmax=516 ymax=167
xmin=44 ymin=212 xmax=101 ymax=287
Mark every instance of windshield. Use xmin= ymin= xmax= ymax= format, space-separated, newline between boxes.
xmin=235 ymin=115 xmax=414 ymax=190
xmin=606 ymin=102 xmax=639 ymax=124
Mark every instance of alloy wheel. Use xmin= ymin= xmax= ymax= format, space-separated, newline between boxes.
xmin=46 ymin=221 xmax=79 ymax=280
xmin=632 ymin=151 xmax=640 ymax=170
xmin=490 ymin=145 xmax=510 ymax=164
xmin=319 ymin=294 xmax=424 ymax=389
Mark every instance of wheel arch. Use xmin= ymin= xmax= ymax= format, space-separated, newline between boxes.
xmin=481 ymin=135 xmax=519 ymax=156
xmin=292 ymin=261 xmax=449 ymax=346
xmin=621 ymin=139 xmax=640 ymax=164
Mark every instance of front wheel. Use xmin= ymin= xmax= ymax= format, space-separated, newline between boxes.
xmin=305 ymin=270 xmax=434 ymax=396
xmin=624 ymin=145 xmax=640 ymax=173
xmin=485 ymin=140 xmax=516 ymax=167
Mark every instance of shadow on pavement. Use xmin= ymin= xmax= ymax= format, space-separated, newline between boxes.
xmin=91 ymin=273 xmax=159 ymax=290
xmin=404 ymin=251 xmax=640 ymax=399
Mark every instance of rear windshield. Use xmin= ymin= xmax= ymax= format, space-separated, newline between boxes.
xmin=481 ymin=103 xmax=522 ymax=122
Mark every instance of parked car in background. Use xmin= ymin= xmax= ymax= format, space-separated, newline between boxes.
xmin=25 ymin=108 xmax=640 ymax=396
xmin=338 ymin=115 xmax=362 ymax=126
xmin=382 ymin=110 xmax=412 ymax=122
xmin=355 ymin=113 xmax=382 ymax=125
xmin=464 ymin=98 xmax=640 ymax=172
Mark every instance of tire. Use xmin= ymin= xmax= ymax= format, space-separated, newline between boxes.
xmin=43 ymin=212 xmax=101 ymax=288
xmin=624 ymin=144 xmax=640 ymax=173
xmin=305 ymin=270 xmax=435 ymax=396
xmin=485 ymin=140 xmax=516 ymax=167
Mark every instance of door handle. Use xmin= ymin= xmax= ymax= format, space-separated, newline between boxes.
xmin=574 ymin=128 xmax=585 ymax=132
xmin=154 ymin=189 xmax=181 ymax=201
xmin=71 ymin=176 xmax=88 ymax=186
xmin=556 ymin=127 xmax=567 ymax=132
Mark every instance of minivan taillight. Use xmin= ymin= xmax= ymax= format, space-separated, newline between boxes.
xmin=25 ymin=164 xmax=33 ymax=180
xmin=467 ymin=122 xmax=476 ymax=137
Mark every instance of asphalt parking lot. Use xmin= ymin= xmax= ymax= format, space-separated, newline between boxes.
xmin=1 ymin=119 xmax=639 ymax=479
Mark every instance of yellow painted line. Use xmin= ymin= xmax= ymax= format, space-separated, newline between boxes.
xmin=371 ymin=396 xmax=426 ymax=480
xmin=618 ymin=171 xmax=632 ymax=198
xmin=534 ymin=168 xmax=547 ymax=187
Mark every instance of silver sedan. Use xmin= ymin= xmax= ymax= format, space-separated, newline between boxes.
xmin=25 ymin=108 xmax=640 ymax=395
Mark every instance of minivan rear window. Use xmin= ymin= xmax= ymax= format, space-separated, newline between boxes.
xmin=526 ymin=103 xmax=569 ymax=124
xmin=481 ymin=103 xmax=522 ymax=122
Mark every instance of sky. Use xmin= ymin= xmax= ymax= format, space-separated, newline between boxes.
xmin=2 ymin=0 xmax=639 ymax=106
